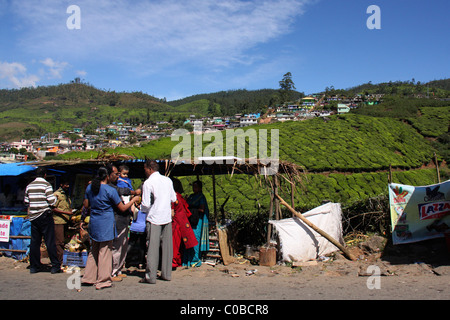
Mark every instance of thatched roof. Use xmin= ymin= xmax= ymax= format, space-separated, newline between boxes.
xmin=25 ymin=156 xmax=306 ymax=182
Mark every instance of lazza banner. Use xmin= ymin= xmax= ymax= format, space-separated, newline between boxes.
xmin=389 ymin=180 xmax=450 ymax=245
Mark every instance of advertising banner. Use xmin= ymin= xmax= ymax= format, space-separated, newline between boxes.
xmin=389 ymin=180 xmax=450 ymax=245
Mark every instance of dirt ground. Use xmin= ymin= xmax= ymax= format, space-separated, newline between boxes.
xmin=0 ymin=235 xmax=449 ymax=304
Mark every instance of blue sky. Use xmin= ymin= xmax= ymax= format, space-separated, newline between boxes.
xmin=0 ymin=0 xmax=449 ymax=101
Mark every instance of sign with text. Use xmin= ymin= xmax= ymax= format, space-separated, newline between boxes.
xmin=0 ymin=219 xmax=11 ymax=242
xmin=389 ymin=180 xmax=450 ymax=245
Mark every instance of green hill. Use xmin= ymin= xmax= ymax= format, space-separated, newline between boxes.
xmin=17 ymin=82 xmax=448 ymax=242
xmin=345 ymin=78 xmax=450 ymax=98
xmin=168 ymin=88 xmax=302 ymax=116
xmin=0 ymin=83 xmax=189 ymax=140
xmin=352 ymin=96 xmax=450 ymax=162
xmin=263 ymin=114 xmax=438 ymax=171
xmin=2 ymin=81 xmax=449 ymax=233
xmin=0 ymin=85 xmax=295 ymax=140
xmin=60 ymin=113 xmax=445 ymax=169
xmin=58 ymin=112 xmax=448 ymax=224
xmin=1 ymin=79 xmax=449 ymax=141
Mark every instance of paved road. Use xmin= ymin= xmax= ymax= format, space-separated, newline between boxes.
xmin=1 ymin=259 xmax=448 ymax=301
xmin=1 ymin=257 xmax=448 ymax=318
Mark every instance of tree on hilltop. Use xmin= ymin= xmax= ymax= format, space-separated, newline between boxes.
xmin=279 ymin=72 xmax=296 ymax=103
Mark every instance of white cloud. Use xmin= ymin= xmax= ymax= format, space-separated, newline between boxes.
xmin=0 ymin=61 xmax=39 ymax=88
xmin=76 ymin=70 xmax=87 ymax=77
xmin=40 ymin=58 xmax=69 ymax=79
xmin=11 ymin=0 xmax=310 ymax=71
xmin=0 ymin=58 xmax=71 ymax=88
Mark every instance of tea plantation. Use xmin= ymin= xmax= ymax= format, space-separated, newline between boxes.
xmin=60 ymin=112 xmax=448 ymax=228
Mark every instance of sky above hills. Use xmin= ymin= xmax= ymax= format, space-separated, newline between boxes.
xmin=0 ymin=0 xmax=449 ymax=100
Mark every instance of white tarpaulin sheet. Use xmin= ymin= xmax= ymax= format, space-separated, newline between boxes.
xmin=269 ymin=202 xmax=344 ymax=262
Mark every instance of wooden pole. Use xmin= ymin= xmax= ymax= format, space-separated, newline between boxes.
xmin=0 ymin=248 xmax=27 ymax=253
xmin=290 ymin=181 xmax=295 ymax=217
xmin=274 ymin=193 xmax=357 ymax=261
xmin=388 ymin=164 xmax=392 ymax=183
xmin=266 ymin=176 xmax=275 ymax=245
xmin=212 ymin=166 xmax=217 ymax=224
xmin=274 ymin=175 xmax=280 ymax=220
xmin=434 ymin=152 xmax=441 ymax=183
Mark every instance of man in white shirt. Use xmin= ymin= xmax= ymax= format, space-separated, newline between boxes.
xmin=140 ymin=160 xmax=177 ymax=284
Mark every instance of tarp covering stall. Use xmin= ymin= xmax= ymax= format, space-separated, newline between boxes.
xmin=0 ymin=216 xmax=31 ymax=260
xmin=269 ymin=202 xmax=344 ymax=262
xmin=0 ymin=163 xmax=36 ymax=260
xmin=0 ymin=162 xmax=37 ymax=176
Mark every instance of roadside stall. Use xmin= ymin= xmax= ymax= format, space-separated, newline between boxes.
xmin=0 ymin=162 xmax=37 ymax=260
xmin=11 ymin=156 xmax=350 ymax=269
xmin=0 ymin=162 xmax=89 ymax=263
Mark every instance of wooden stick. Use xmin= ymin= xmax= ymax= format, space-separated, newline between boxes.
xmin=388 ymin=164 xmax=392 ymax=183
xmin=0 ymin=248 xmax=27 ymax=253
xmin=266 ymin=178 xmax=275 ymax=246
xmin=290 ymin=181 xmax=295 ymax=214
xmin=434 ymin=152 xmax=441 ymax=183
xmin=212 ymin=165 xmax=217 ymax=224
xmin=9 ymin=236 xmax=31 ymax=239
xmin=274 ymin=175 xmax=280 ymax=220
xmin=274 ymin=193 xmax=357 ymax=261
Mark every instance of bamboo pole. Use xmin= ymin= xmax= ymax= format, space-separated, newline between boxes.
xmin=274 ymin=193 xmax=357 ymax=261
xmin=212 ymin=165 xmax=217 ymax=224
xmin=388 ymin=164 xmax=392 ymax=183
xmin=434 ymin=152 xmax=441 ymax=183
xmin=274 ymin=175 xmax=280 ymax=220
xmin=266 ymin=177 xmax=275 ymax=246
xmin=290 ymin=181 xmax=295 ymax=217
xmin=0 ymin=248 xmax=27 ymax=253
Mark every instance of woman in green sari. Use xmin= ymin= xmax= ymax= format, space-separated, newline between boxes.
xmin=182 ymin=180 xmax=209 ymax=267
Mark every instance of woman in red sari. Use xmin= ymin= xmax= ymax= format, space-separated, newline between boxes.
xmin=171 ymin=178 xmax=198 ymax=268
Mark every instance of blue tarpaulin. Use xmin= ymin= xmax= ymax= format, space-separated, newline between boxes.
xmin=0 ymin=162 xmax=37 ymax=176
xmin=0 ymin=217 xmax=31 ymax=260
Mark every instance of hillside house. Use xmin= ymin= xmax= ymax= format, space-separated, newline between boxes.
xmin=301 ymin=96 xmax=316 ymax=109
xmin=240 ymin=113 xmax=260 ymax=127
xmin=53 ymin=138 xmax=71 ymax=146
xmin=276 ymin=113 xmax=296 ymax=122
xmin=10 ymin=140 xmax=33 ymax=153
xmin=239 ymin=117 xmax=257 ymax=127
xmin=0 ymin=153 xmax=17 ymax=163
xmin=337 ymin=104 xmax=350 ymax=114
xmin=276 ymin=104 xmax=300 ymax=112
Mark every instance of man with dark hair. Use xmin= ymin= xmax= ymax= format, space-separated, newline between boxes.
xmin=140 ymin=160 xmax=177 ymax=284
xmin=52 ymin=176 xmax=73 ymax=264
xmin=24 ymin=167 xmax=60 ymax=274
